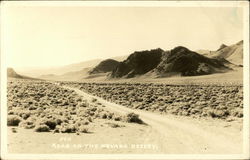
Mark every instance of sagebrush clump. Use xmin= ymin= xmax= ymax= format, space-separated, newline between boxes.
xmin=124 ymin=112 xmax=143 ymax=124
xmin=7 ymin=115 xmax=22 ymax=126
xmin=34 ymin=124 xmax=50 ymax=132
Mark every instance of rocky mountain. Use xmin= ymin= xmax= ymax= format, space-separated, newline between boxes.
xmin=217 ymin=44 xmax=228 ymax=51
xmin=214 ymin=40 xmax=243 ymax=65
xmin=17 ymin=55 xmax=128 ymax=78
xmin=89 ymin=59 xmax=119 ymax=74
xmin=197 ymin=40 xmax=243 ymax=65
xmin=153 ymin=46 xmax=230 ymax=77
xmin=111 ymin=48 xmax=164 ymax=78
xmin=111 ymin=47 xmax=231 ymax=78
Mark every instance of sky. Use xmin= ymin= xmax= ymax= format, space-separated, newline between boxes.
xmin=2 ymin=3 xmax=243 ymax=68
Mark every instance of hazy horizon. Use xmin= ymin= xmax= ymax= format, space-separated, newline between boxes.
xmin=2 ymin=3 xmax=243 ymax=68
xmin=8 ymin=39 xmax=243 ymax=70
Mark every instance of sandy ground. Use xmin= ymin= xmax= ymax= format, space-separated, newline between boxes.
xmin=8 ymin=120 xmax=161 ymax=154
xmin=8 ymin=85 xmax=243 ymax=154
xmin=78 ymin=67 xmax=243 ymax=85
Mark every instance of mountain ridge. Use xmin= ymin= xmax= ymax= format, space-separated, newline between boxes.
xmin=111 ymin=46 xmax=232 ymax=78
xmin=197 ymin=40 xmax=243 ymax=65
xmin=89 ymin=59 xmax=120 ymax=74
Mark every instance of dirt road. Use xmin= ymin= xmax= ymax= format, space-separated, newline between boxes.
xmin=63 ymin=85 xmax=243 ymax=154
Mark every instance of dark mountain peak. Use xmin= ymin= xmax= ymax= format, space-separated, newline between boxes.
xmin=99 ymin=59 xmax=119 ymax=64
xmin=217 ymin=44 xmax=228 ymax=51
xmin=134 ymin=48 xmax=163 ymax=53
xmin=111 ymin=48 xmax=164 ymax=78
xmin=171 ymin=46 xmax=190 ymax=54
xmin=89 ymin=59 xmax=119 ymax=74
xmin=128 ymin=48 xmax=164 ymax=59
xmin=154 ymin=46 xmax=231 ymax=77
xmin=150 ymin=48 xmax=164 ymax=52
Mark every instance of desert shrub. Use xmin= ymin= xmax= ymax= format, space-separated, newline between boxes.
xmin=21 ymin=112 xmax=31 ymax=120
xmin=8 ymin=110 xmax=14 ymax=115
xmin=34 ymin=124 xmax=50 ymax=132
xmin=35 ymin=118 xmax=57 ymax=130
xmin=75 ymin=119 xmax=89 ymax=126
xmin=231 ymin=109 xmax=243 ymax=118
xmin=53 ymin=125 xmax=61 ymax=133
xmin=106 ymin=112 xmax=114 ymax=119
xmin=46 ymin=114 xmax=53 ymax=119
xmin=11 ymin=128 xmax=17 ymax=133
xmin=97 ymin=102 xmax=102 ymax=106
xmin=91 ymin=98 xmax=97 ymax=103
xmin=19 ymin=119 xmax=35 ymax=129
xmin=7 ymin=115 xmax=22 ymax=126
xmin=87 ymin=117 xmax=92 ymax=122
xmin=90 ymin=107 xmax=97 ymax=112
xmin=63 ymin=119 xmax=69 ymax=123
xmin=113 ymin=115 xmax=122 ymax=121
xmin=54 ymin=117 xmax=63 ymax=125
xmin=124 ymin=112 xmax=143 ymax=124
xmin=76 ymin=97 xmax=82 ymax=102
xmin=77 ymin=103 xmax=86 ymax=108
xmin=44 ymin=119 xmax=57 ymax=130
xmin=100 ymin=112 xmax=108 ymax=119
xmin=29 ymin=106 xmax=37 ymax=110
xmin=77 ymin=126 xmax=89 ymax=133
xmin=27 ymin=116 xmax=37 ymax=122
xmin=208 ymin=109 xmax=229 ymax=118
xmin=70 ymin=111 xmax=77 ymax=115
xmin=60 ymin=123 xmax=77 ymax=133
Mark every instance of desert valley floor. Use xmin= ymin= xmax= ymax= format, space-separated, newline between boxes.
xmin=7 ymin=68 xmax=243 ymax=154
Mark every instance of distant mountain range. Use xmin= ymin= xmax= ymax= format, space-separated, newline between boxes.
xmin=15 ymin=59 xmax=102 ymax=78
xmin=196 ymin=40 xmax=243 ymax=65
xmin=15 ymin=55 xmax=128 ymax=78
xmin=7 ymin=68 xmax=39 ymax=80
xmin=38 ymin=67 xmax=92 ymax=81
xmin=9 ymin=40 xmax=243 ymax=81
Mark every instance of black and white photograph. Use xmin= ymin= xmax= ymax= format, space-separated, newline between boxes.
xmin=0 ymin=1 xmax=249 ymax=159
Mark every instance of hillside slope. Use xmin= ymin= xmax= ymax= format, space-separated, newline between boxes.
xmin=197 ymin=40 xmax=243 ymax=65
xmin=89 ymin=59 xmax=119 ymax=74
xmin=7 ymin=68 xmax=23 ymax=78
xmin=111 ymin=48 xmax=164 ymax=78
xmin=7 ymin=68 xmax=38 ymax=80
xmin=16 ymin=59 xmax=102 ymax=78
xmin=153 ymin=46 xmax=230 ymax=77
xmin=38 ymin=67 xmax=92 ymax=81
xmin=214 ymin=40 xmax=243 ymax=65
